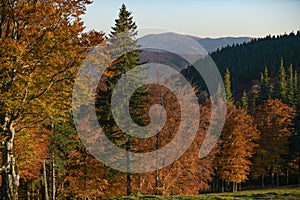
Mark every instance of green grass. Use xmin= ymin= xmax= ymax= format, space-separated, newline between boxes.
xmin=109 ymin=185 xmax=300 ymax=199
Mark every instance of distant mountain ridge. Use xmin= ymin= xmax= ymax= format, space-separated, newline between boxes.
xmin=188 ymin=35 xmax=252 ymax=53
xmin=138 ymin=33 xmax=252 ymax=71
xmin=138 ymin=33 xmax=252 ymax=54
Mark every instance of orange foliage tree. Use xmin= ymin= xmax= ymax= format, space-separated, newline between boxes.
xmin=13 ymin=128 xmax=50 ymax=198
xmin=252 ymin=99 xmax=295 ymax=187
xmin=127 ymin=85 xmax=215 ymax=196
xmin=213 ymin=103 xmax=259 ymax=192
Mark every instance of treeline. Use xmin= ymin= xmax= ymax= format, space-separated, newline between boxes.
xmin=216 ymin=62 xmax=300 ymax=191
xmin=183 ymin=31 xmax=300 ymax=95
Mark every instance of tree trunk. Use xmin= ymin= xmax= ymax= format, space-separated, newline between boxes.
xmin=126 ymin=139 xmax=132 ymax=195
xmin=52 ymin=153 xmax=55 ymax=200
xmin=155 ymin=132 xmax=160 ymax=195
xmin=43 ymin=160 xmax=49 ymax=200
xmin=298 ymin=152 xmax=300 ymax=184
xmin=84 ymin=151 xmax=88 ymax=200
xmin=270 ymin=166 xmax=274 ymax=185
xmin=1 ymin=123 xmax=19 ymax=200
xmin=261 ymin=174 xmax=265 ymax=188
xmin=286 ymin=168 xmax=289 ymax=185
xmin=275 ymin=160 xmax=279 ymax=186
xmin=276 ymin=171 xmax=279 ymax=186
xmin=27 ymin=184 xmax=30 ymax=200
xmin=221 ymin=179 xmax=224 ymax=193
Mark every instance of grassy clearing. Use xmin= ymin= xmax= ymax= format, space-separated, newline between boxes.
xmin=109 ymin=185 xmax=300 ymax=199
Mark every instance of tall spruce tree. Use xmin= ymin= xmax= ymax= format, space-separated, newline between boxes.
xmin=96 ymin=4 xmax=146 ymax=195
xmin=278 ymin=58 xmax=287 ymax=102
xmin=258 ymin=67 xmax=271 ymax=104
xmin=224 ymin=68 xmax=233 ymax=103
xmin=287 ymin=64 xmax=295 ymax=106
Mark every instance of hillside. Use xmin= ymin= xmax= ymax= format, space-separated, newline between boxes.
xmin=183 ymin=31 xmax=300 ymax=95
xmin=138 ymin=33 xmax=251 ymax=71
xmin=188 ymin=35 xmax=252 ymax=53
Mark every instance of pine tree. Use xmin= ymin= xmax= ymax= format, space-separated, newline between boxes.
xmin=224 ymin=68 xmax=233 ymax=103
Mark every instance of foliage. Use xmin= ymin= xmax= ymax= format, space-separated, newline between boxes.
xmin=224 ymin=68 xmax=233 ymax=103
xmin=0 ymin=0 xmax=103 ymax=198
xmin=210 ymin=32 xmax=300 ymax=92
xmin=214 ymin=103 xmax=259 ymax=188
xmin=252 ymin=99 xmax=295 ymax=183
xmin=14 ymin=128 xmax=49 ymax=182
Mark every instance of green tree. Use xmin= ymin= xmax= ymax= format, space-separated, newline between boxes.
xmin=259 ymin=67 xmax=271 ymax=104
xmin=96 ymin=4 xmax=146 ymax=195
xmin=278 ymin=58 xmax=287 ymax=101
xmin=287 ymin=64 xmax=295 ymax=105
xmin=240 ymin=90 xmax=249 ymax=111
xmin=224 ymin=68 xmax=233 ymax=103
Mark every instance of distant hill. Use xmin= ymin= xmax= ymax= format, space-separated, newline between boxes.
xmin=139 ymin=33 xmax=251 ymax=54
xmin=188 ymin=35 xmax=252 ymax=53
xmin=138 ymin=32 xmax=251 ymax=71
xmin=182 ymin=31 xmax=300 ymax=95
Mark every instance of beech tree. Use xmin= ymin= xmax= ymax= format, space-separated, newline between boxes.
xmin=213 ymin=103 xmax=259 ymax=192
xmin=126 ymin=85 xmax=217 ymax=195
xmin=0 ymin=0 xmax=103 ymax=199
xmin=13 ymin=128 xmax=49 ymax=199
xmin=253 ymin=99 xmax=295 ymax=187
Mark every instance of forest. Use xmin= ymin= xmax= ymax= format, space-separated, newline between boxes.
xmin=0 ymin=1 xmax=300 ymax=199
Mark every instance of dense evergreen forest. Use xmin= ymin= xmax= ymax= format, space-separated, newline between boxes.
xmin=183 ymin=31 xmax=300 ymax=96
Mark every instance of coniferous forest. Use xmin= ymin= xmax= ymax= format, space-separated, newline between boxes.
xmin=0 ymin=1 xmax=300 ymax=199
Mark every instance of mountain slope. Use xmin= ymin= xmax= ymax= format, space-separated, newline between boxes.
xmin=139 ymin=33 xmax=251 ymax=54
xmin=183 ymin=31 xmax=300 ymax=94
xmin=188 ymin=35 xmax=252 ymax=53
xmin=138 ymin=33 xmax=251 ymax=71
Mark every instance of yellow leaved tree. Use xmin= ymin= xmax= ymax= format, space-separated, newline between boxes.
xmin=0 ymin=0 xmax=103 ymax=199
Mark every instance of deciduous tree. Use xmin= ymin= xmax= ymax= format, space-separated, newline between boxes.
xmin=214 ymin=103 xmax=259 ymax=192
xmin=253 ymin=99 xmax=295 ymax=187
xmin=0 ymin=0 xmax=103 ymax=198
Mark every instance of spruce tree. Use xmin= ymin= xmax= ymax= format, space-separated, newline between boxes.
xmin=96 ymin=4 xmax=146 ymax=195
xmin=278 ymin=58 xmax=287 ymax=102
xmin=241 ymin=90 xmax=249 ymax=112
xmin=224 ymin=67 xmax=233 ymax=103
xmin=295 ymin=70 xmax=298 ymax=101
xmin=287 ymin=64 xmax=294 ymax=106
xmin=259 ymin=67 xmax=271 ymax=104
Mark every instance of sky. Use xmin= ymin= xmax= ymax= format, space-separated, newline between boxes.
xmin=83 ymin=0 xmax=300 ymax=38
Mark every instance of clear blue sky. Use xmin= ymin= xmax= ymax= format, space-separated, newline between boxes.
xmin=83 ymin=0 xmax=300 ymax=38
